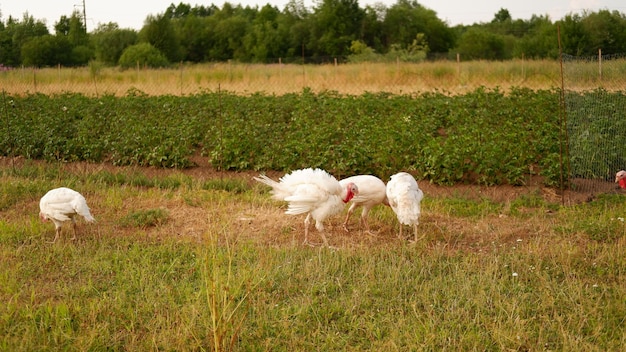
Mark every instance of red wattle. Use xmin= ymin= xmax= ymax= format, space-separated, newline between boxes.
xmin=619 ymin=178 xmax=626 ymax=189
xmin=343 ymin=186 xmax=356 ymax=203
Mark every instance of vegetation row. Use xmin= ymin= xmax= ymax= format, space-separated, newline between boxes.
xmin=2 ymin=87 xmax=570 ymax=186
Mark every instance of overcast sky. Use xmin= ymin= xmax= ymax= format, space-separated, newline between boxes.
xmin=1 ymin=0 xmax=625 ymax=31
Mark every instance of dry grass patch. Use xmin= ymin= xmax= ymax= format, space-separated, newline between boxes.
xmin=3 ymin=60 xmax=568 ymax=97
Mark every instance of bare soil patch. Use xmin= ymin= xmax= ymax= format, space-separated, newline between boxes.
xmin=3 ymin=156 xmax=618 ymax=251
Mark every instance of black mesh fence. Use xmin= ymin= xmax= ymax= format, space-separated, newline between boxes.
xmin=561 ymin=52 xmax=626 ymax=198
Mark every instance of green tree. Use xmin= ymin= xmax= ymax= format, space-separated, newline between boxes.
xmin=558 ymin=14 xmax=589 ymax=56
xmin=360 ymin=4 xmax=385 ymax=54
xmin=347 ymin=39 xmax=378 ymax=62
xmin=140 ymin=13 xmax=181 ymax=62
xmin=5 ymin=13 xmax=49 ymax=65
xmin=243 ymin=4 xmax=286 ymax=62
xmin=455 ymin=27 xmax=506 ymax=60
xmin=55 ymin=11 xmax=88 ymax=47
xmin=278 ymin=0 xmax=311 ymax=58
xmin=382 ymin=0 xmax=454 ymax=54
xmin=206 ymin=4 xmax=250 ymax=61
xmin=580 ymin=10 xmax=626 ymax=54
xmin=176 ymin=15 xmax=211 ymax=62
xmin=514 ymin=15 xmax=557 ymax=59
xmin=118 ymin=42 xmax=169 ymax=69
xmin=21 ymin=35 xmax=72 ymax=66
xmin=492 ymin=8 xmax=512 ymax=23
xmin=91 ymin=23 xmax=138 ymax=65
xmin=309 ymin=0 xmax=365 ymax=57
xmin=0 ymin=17 xmax=16 ymax=65
xmin=54 ymin=11 xmax=92 ymax=65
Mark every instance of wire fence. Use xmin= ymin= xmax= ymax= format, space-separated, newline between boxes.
xmin=561 ymin=51 xmax=626 ymax=198
xmin=0 ymin=58 xmax=563 ymax=97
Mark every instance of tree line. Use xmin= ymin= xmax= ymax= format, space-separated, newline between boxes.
xmin=1 ymin=0 xmax=625 ymax=68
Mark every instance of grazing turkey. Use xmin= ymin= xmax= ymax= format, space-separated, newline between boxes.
xmin=254 ymin=168 xmax=359 ymax=246
xmin=385 ymin=172 xmax=424 ymax=242
xmin=338 ymin=175 xmax=388 ymax=233
xmin=616 ymin=170 xmax=626 ymax=189
xmin=39 ymin=187 xmax=95 ymax=242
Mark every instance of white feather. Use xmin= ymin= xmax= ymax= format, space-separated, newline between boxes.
xmin=338 ymin=175 xmax=388 ymax=232
xmin=254 ymin=168 xmax=358 ymax=244
xmin=39 ymin=187 xmax=95 ymax=241
xmin=386 ymin=172 xmax=423 ymax=228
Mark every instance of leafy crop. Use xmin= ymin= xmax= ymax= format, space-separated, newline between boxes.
xmin=0 ymin=87 xmax=571 ymax=185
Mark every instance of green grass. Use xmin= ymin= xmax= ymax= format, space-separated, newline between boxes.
xmin=119 ymin=208 xmax=170 ymax=228
xmin=1 ymin=161 xmax=625 ymax=350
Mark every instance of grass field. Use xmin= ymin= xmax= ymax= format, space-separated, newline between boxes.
xmin=1 ymin=158 xmax=625 ymax=350
xmin=1 ymin=60 xmax=566 ymax=97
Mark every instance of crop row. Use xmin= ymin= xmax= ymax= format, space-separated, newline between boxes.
xmin=2 ymin=88 xmax=563 ymax=185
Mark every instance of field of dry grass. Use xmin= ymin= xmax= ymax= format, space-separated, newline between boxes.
xmin=2 ymin=60 xmax=567 ymax=97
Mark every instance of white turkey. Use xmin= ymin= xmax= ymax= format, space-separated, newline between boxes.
xmin=386 ymin=172 xmax=424 ymax=242
xmin=254 ymin=168 xmax=359 ymax=246
xmin=338 ymin=175 xmax=388 ymax=233
xmin=39 ymin=187 xmax=96 ymax=242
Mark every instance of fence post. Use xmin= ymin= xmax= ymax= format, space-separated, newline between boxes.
xmin=522 ymin=52 xmax=525 ymax=80
xmin=598 ymin=48 xmax=602 ymax=81
xmin=179 ymin=61 xmax=183 ymax=96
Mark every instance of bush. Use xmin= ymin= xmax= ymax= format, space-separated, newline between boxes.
xmin=118 ymin=43 xmax=169 ymax=69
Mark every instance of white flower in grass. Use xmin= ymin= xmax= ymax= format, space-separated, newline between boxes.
xmin=618 ymin=217 xmax=624 ymax=222
xmin=592 ymin=284 xmax=599 ymax=288
xmin=62 ymin=106 xmax=68 ymax=112
xmin=512 ymin=272 xmax=518 ymax=277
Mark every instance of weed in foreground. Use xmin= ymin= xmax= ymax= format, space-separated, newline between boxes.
xmin=201 ymin=233 xmax=265 ymax=351
xmin=120 ymin=208 xmax=169 ymax=228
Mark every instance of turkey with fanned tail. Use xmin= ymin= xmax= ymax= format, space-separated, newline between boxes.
xmin=254 ymin=168 xmax=358 ymax=246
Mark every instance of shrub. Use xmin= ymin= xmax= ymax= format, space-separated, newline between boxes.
xmin=118 ymin=43 xmax=169 ymax=69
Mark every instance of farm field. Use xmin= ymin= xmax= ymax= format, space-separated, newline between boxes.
xmin=1 ymin=61 xmax=625 ymax=350
xmin=1 ymin=157 xmax=625 ymax=350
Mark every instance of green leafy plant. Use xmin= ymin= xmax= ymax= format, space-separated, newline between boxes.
xmin=120 ymin=208 xmax=169 ymax=228
xmin=0 ymin=88 xmax=571 ymax=186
